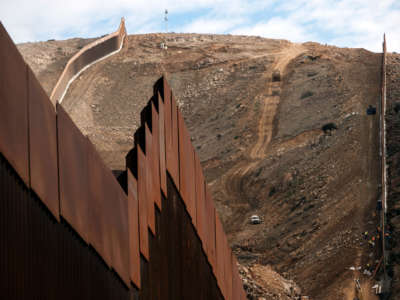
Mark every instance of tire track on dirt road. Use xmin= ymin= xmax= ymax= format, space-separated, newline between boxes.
xmin=221 ymin=43 xmax=306 ymax=213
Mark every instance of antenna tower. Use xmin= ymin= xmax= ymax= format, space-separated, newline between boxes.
xmin=164 ymin=9 xmax=168 ymax=33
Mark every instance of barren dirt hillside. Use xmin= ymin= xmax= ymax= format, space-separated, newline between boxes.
xmin=19 ymin=33 xmax=389 ymax=299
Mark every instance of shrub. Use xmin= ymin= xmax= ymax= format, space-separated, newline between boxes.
xmin=322 ymin=122 xmax=338 ymax=133
xmin=301 ymin=91 xmax=313 ymax=99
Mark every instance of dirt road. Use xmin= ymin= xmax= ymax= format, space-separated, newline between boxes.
xmin=221 ymin=43 xmax=305 ymax=211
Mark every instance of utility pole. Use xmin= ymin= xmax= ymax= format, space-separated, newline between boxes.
xmin=164 ymin=9 xmax=168 ymax=33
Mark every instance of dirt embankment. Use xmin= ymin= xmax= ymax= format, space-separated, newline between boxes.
xmin=20 ymin=34 xmax=385 ymax=299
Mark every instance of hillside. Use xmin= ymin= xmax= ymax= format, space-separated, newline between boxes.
xmin=19 ymin=33 xmax=387 ymax=299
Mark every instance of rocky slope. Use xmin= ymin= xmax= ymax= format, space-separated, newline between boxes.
xmin=19 ymin=33 xmax=389 ymax=299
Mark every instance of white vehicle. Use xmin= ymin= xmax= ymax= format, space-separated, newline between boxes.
xmin=250 ymin=215 xmax=261 ymax=224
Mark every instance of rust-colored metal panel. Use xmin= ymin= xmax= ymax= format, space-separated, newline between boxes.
xmin=137 ymin=146 xmax=149 ymax=260
xmin=164 ymin=81 xmax=180 ymax=189
xmin=178 ymin=109 xmax=196 ymax=224
xmin=109 ymin=178 xmax=130 ymax=287
xmin=127 ymin=169 xmax=141 ymax=288
xmin=0 ymin=151 xmax=133 ymax=299
xmin=157 ymin=92 xmax=167 ymax=197
xmin=164 ymin=84 xmax=173 ymax=181
xmin=0 ymin=24 xmax=29 ymax=185
xmin=145 ymin=124 xmax=156 ymax=235
xmin=162 ymin=76 xmax=171 ymax=107
xmin=205 ymin=188 xmax=216 ymax=271
xmin=150 ymin=102 xmax=162 ymax=210
xmin=215 ymin=214 xmax=226 ymax=296
xmin=87 ymin=139 xmax=131 ymax=286
xmin=170 ymin=95 xmax=180 ymax=188
xmin=89 ymin=137 xmax=132 ymax=285
xmin=195 ymin=151 xmax=206 ymax=245
xmin=57 ymin=104 xmax=90 ymax=242
xmin=28 ymin=67 xmax=59 ymax=220
xmin=86 ymin=138 xmax=112 ymax=265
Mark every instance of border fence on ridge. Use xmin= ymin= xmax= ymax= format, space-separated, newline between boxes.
xmin=0 ymin=22 xmax=247 ymax=300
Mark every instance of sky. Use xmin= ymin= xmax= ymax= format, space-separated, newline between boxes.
xmin=1 ymin=0 xmax=399 ymax=53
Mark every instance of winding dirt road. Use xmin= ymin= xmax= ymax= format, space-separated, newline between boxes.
xmin=222 ymin=43 xmax=305 ymax=205
xmin=250 ymin=44 xmax=305 ymax=160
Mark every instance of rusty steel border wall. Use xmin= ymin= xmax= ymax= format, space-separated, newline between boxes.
xmin=0 ymin=22 xmax=247 ymax=299
xmin=381 ymin=34 xmax=389 ymax=280
xmin=0 ymin=153 xmax=131 ymax=300
xmin=49 ymin=18 xmax=126 ymax=105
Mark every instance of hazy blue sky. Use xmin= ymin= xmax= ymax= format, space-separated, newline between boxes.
xmin=1 ymin=0 xmax=399 ymax=52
